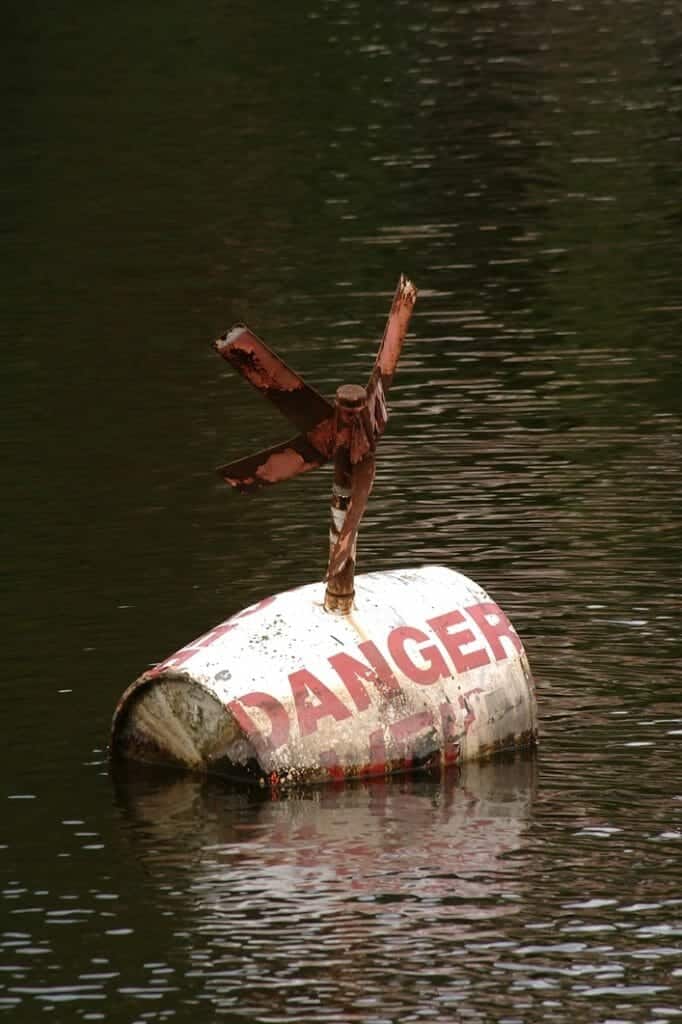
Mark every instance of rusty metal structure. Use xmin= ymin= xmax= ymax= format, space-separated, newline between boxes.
xmin=111 ymin=276 xmax=538 ymax=786
xmin=214 ymin=275 xmax=417 ymax=611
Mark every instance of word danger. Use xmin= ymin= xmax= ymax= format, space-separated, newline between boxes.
xmin=153 ymin=596 xmax=525 ymax=759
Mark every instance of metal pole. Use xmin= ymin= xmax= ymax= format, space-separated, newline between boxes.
xmin=325 ymin=384 xmax=367 ymax=614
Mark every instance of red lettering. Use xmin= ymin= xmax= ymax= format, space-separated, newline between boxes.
xmin=387 ymin=711 xmax=435 ymax=770
xmin=458 ymin=687 xmax=483 ymax=735
xmin=366 ymin=727 xmax=387 ymax=774
xmin=358 ymin=641 xmax=400 ymax=694
xmin=440 ymin=701 xmax=461 ymax=765
xmin=427 ymin=610 xmax=490 ymax=673
xmin=466 ymin=602 xmax=524 ymax=661
xmin=147 ymin=603 xmax=274 ymax=678
xmin=328 ymin=642 xmax=400 ymax=712
xmin=319 ymin=749 xmax=345 ymax=780
xmin=387 ymin=626 xmax=450 ymax=685
xmin=389 ymin=710 xmax=435 ymax=743
xmin=289 ymin=669 xmax=353 ymax=737
xmin=327 ymin=653 xmax=371 ymax=711
xmin=194 ymin=621 xmax=236 ymax=649
xmin=227 ymin=691 xmax=290 ymax=756
xmin=149 ymin=645 xmax=198 ymax=676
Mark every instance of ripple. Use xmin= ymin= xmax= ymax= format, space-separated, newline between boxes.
xmin=2 ymin=0 xmax=682 ymax=1021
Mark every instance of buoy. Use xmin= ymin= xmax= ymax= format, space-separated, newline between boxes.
xmin=111 ymin=277 xmax=537 ymax=786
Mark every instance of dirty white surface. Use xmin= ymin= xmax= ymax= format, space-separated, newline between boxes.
xmin=115 ymin=566 xmax=537 ymax=781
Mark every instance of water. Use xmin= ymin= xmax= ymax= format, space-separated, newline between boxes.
xmin=2 ymin=0 xmax=681 ymax=1020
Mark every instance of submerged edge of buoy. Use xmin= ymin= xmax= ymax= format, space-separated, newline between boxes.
xmin=111 ymin=673 xmax=265 ymax=783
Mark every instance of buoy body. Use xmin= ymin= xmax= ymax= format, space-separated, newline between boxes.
xmin=111 ymin=566 xmax=537 ymax=786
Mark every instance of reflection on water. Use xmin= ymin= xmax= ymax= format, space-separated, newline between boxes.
xmin=117 ymin=755 xmax=536 ymax=907
xmin=114 ymin=756 xmax=537 ymax=1020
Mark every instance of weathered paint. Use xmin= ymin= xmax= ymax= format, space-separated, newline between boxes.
xmin=215 ymin=325 xmax=334 ymax=431
xmin=325 ymin=384 xmax=371 ymax=612
xmin=213 ymin=274 xmax=416 ymax=522
xmin=365 ymin=275 xmax=417 ymax=446
xmin=111 ymin=566 xmax=537 ymax=787
xmin=214 ymin=326 xmax=336 ymax=493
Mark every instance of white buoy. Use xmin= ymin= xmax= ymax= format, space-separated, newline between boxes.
xmin=111 ymin=566 xmax=536 ymax=786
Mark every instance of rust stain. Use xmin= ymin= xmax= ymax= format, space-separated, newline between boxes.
xmin=367 ymin=380 xmax=388 ymax=442
xmin=307 ymin=417 xmax=335 ymax=460
xmin=378 ymin=277 xmax=418 ymax=376
xmin=349 ymin=412 xmax=374 ymax=465
xmin=226 ymin=334 xmax=303 ymax=393
xmin=214 ymin=277 xmax=418 ymax=603
xmin=217 ymin=431 xmax=332 ymax=492
xmin=215 ymin=324 xmax=333 ymax=435
xmin=362 ymin=275 xmax=417 ymax=451
xmin=256 ymin=449 xmax=315 ymax=484
xmin=327 ymin=453 xmax=376 ymax=579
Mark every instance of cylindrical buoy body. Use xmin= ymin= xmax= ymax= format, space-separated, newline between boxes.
xmin=111 ymin=566 xmax=537 ymax=786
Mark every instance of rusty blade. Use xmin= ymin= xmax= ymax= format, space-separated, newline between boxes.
xmin=215 ymin=324 xmax=334 ymax=433
xmin=365 ymin=274 xmax=417 ymax=443
xmin=217 ymin=418 xmax=335 ymax=494
xmin=327 ymin=452 xmax=376 ymax=577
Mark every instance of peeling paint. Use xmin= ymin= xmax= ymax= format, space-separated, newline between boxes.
xmin=256 ymin=449 xmax=314 ymax=484
xmin=111 ymin=566 xmax=538 ymax=786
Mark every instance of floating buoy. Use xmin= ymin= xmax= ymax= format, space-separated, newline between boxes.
xmin=111 ymin=277 xmax=537 ymax=786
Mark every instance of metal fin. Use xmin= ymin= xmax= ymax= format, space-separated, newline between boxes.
xmin=217 ymin=423 xmax=335 ymax=493
xmin=365 ymin=275 xmax=418 ymax=443
xmin=215 ymin=325 xmax=334 ymax=432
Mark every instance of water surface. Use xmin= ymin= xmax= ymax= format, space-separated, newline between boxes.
xmin=2 ymin=0 xmax=681 ymax=1020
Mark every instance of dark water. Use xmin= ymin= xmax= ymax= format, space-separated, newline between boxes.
xmin=2 ymin=0 xmax=681 ymax=1020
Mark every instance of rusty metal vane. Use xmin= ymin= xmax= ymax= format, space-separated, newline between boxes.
xmin=214 ymin=325 xmax=336 ymax=492
xmin=214 ymin=275 xmax=418 ymax=610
